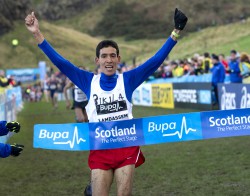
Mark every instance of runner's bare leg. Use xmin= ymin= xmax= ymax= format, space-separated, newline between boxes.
xmin=114 ymin=164 xmax=135 ymax=196
xmin=91 ymin=169 xmax=113 ymax=196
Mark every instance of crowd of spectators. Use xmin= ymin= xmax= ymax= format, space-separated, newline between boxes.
xmin=113 ymin=50 xmax=250 ymax=84
xmin=0 ymin=70 xmax=20 ymax=89
xmin=150 ymin=50 xmax=250 ymax=83
xmin=2 ymin=49 xmax=250 ymax=104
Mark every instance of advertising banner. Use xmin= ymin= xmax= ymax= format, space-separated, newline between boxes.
xmin=218 ymin=83 xmax=250 ymax=110
xmin=132 ymin=84 xmax=152 ymax=106
xmin=6 ymin=68 xmax=39 ymax=83
xmin=173 ymin=83 xmax=212 ymax=110
xmin=141 ymin=83 xmax=152 ymax=106
xmin=132 ymin=85 xmax=142 ymax=105
xmin=152 ymin=83 xmax=174 ymax=108
xmin=34 ymin=108 xmax=250 ymax=151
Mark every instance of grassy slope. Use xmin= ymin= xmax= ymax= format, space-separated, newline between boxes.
xmin=127 ymin=18 xmax=250 ymax=65
xmin=0 ymin=17 xmax=250 ymax=71
xmin=0 ymin=102 xmax=249 ymax=195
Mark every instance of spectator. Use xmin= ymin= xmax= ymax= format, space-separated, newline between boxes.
xmin=202 ymin=52 xmax=212 ymax=73
xmin=193 ymin=58 xmax=203 ymax=75
xmin=219 ymin=54 xmax=229 ymax=73
xmin=239 ymin=52 xmax=250 ymax=78
xmin=211 ymin=54 xmax=225 ymax=104
xmin=186 ymin=62 xmax=196 ymax=75
xmin=171 ymin=61 xmax=184 ymax=77
xmin=7 ymin=75 xmax=17 ymax=87
xmin=180 ymin=60 xmax=189 ymax=75
xmin=163 ymin=63 xmax=173 ymax=78
xmin=0 ymin=70 xmax=10 ymax=88
xmin=228 ymin=49 xmax=242 ymax=83
xmin=153 ymin=65 xmax=164 ymax=78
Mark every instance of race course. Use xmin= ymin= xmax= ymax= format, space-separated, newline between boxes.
xmin=1 ymin=101 xmax=249 ymax=196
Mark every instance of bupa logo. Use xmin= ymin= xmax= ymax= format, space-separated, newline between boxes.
xmin=148 ymin=116 xmax=197 ymax=139
xmin=38 ymin=126 xmax=86 ymax=149
xmin=240 ymin=86 xmax=250 ymax=108
xmin=220 ymin=86 xmax=236 ymax=110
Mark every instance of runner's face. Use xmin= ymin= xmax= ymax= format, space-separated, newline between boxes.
xmin=95 ymin=47 xmax=120 ymax=76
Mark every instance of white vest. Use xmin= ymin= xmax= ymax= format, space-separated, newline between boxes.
xmin=86 ymin=74 xmax=133 ymax=122
xmin=74 ymin=85 xmax=88 ymax=102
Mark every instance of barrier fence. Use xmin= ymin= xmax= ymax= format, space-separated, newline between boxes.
xmin=132 ymin=82 xmax=212 ymax=110
xmin=218 ymin=83 xmax=250 ymax=110
xmin=0 ymin=86 xmax=23 ymax=121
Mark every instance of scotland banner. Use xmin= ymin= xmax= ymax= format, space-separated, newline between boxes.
xmin=34 ymin=108 xmax=250 ymax=151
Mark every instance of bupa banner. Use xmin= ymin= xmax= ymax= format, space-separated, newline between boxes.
xmin=34 ymin=108 xmax=250 ymax=151
xmin=218 ymin=83 xmax=250 ymax=110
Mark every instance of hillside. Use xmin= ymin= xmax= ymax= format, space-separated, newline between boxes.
xmin=1 ymin=0 xmax=250 ymax=38
xmin=54 ymin=0 xmax=250 ymax=40
xmin=0 ymin=17 xmax=249 ymax=71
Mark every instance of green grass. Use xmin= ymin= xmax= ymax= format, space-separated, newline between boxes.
xmin=1 ymin=101 xmax=249 ymax=195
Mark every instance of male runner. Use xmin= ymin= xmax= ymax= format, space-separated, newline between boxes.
xmin=47 ymin=73 xmax=61 ymax=110
xmin=63 ymin=66 xmax=88 ymax=123
xmin=25 ymin=8 xmax=187 ymax=196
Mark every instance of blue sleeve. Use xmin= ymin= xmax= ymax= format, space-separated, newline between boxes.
xmin=124 ymin=37 xmax=177 ymax=101
xmin=0 ymin=121 xmax=8 ymax=136
xmin=38 ymin=40 xmax=94 ymax=98
xmin=0 ymin=143 xmax=11 ymax=158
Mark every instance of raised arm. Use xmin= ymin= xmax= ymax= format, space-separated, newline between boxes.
xmin=25 ymin=12 xmax=93 ymax=98
xmin=25 ymin=12 xmax=44 ymax=44
xmin=124 ymin=8 xmax=188 ymax=92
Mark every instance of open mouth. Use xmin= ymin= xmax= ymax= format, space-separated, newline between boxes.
xmin=105 ymin=65 xmax=113 ymax=71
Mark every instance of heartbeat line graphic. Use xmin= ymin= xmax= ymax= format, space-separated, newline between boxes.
xmin=53 ymin=126 xmax=86 ymax=148
xmin=162 ymin=116 xmax=197 ymax=139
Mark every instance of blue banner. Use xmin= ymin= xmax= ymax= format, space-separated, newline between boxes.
xmin=34 ymin=108 xmax=250 ymax=151
xmin=147 ymin=73 xmax=212 ymax=84
xmin=218 ymin=83 xmax=250 ymax=110
xmin=6 ymin=68 xmax=39 ymax=83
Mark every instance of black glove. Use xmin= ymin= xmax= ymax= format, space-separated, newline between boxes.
xmin=10 ymin=143 xmax=24 ymax=157
xmin=174 ymin=8 xmax=188 ymax=30
xmin=6 ymin=121 xmax=21 ymax=133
